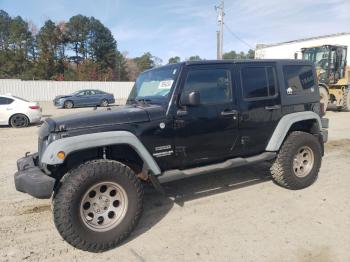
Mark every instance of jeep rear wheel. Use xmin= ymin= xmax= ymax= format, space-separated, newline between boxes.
xmin=270 ymin=131 xmax=322 ymax=190
xmin=53 ymin=159 xmax=143 ymax=252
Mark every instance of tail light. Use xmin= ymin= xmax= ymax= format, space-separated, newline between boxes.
xmin=29 ymin=105 xmax=40 ymax=110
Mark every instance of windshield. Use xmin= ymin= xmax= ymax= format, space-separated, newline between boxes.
xmin=302 ymin=47 xmax=330 ymax=70
xmin=71 ymin=90 xmax=82 ymax=95
xmin=128 ymin=64 xmax=180 ymax=103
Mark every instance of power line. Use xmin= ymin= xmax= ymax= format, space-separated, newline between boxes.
xmin=224 ymin=23 xmax=254 ymax=49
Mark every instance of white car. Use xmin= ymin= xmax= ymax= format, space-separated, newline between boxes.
xmin=0 ymin=95 xmax=42 ymax=128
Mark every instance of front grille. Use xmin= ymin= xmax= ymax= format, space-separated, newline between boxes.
xmin=38 ymin=122 xmax=50 ymax=163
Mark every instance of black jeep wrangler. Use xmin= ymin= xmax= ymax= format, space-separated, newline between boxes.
xmin=15 ymin=60 xmax=328 ymax=252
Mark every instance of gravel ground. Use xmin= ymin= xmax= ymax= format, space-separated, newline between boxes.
xmin=0 ymin=103 xmax=349 ymax=262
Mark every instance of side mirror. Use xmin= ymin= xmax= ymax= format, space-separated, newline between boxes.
xmin=180 ymin=91 xmax=200 ymax=106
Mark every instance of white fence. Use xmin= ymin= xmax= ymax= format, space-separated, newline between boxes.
xmin=0 ymin=79 xmax=134 ymax=102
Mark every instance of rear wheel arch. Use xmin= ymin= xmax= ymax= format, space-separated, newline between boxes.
xmin=266 ymin=112 xmax=322 ymax=152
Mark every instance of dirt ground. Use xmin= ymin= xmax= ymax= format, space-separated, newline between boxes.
xmin=0 ymin=103 xmax=349 ymax=262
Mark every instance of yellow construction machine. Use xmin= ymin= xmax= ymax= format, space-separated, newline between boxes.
xmin=302 ymin=45 xmax=350 ymax=111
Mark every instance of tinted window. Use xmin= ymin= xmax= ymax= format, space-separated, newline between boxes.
xmin=0 ymin=97 xmax=14 ymax=105
xmin=182 ymin=68 xmax=232 ymax=105
xmin=241 ymin=66 xmax=276 ymax=99
xmin=283 ymin=65 xmax=316 ymax=95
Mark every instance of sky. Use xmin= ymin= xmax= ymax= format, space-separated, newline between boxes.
xmin=0 ymin=0 xmax=349 ymax=63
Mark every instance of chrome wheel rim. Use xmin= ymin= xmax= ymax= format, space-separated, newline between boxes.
xmin=80 ymin=181 xmax=128 ymax=232
xmin=293 ymin=146 xmax=314 ymax=178
xmin=101 ymin=100 xmax=108 ymax=107
xmin=65 ymin=101 xmax=73 ymax=108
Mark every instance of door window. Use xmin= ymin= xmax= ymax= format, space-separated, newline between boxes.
xmin=241 ymin=66 xmax=277 ymax=99
xmin=182 ymin=68 xmax=232 ymax=105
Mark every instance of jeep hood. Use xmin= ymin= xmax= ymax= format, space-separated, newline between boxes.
xmin=47 ymin=104 xmax=165 ymax=132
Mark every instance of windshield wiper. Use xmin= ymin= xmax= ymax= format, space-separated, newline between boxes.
xmin=127 ymin=98 xmax=152 ymax=105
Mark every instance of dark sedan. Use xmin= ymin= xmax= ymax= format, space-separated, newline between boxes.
xmin=53 ymin=89 xmax=115 ymax=109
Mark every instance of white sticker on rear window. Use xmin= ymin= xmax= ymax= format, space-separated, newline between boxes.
xmin=158 ymin=80 xmax=173 ymax=89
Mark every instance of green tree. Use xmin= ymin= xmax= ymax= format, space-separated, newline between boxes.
xmin=1 ymin=14 xmax=33 ymax=78
xmin=223 ymin=49 xmax=255 ymax=60
xmin=168 ymin=56 xmax=181 ymax=64
xmin=133 ymin=52 xmax=155 ymax=72
xmin=115 ymin=51 xmax=128 ymax=81
xmin=89 ymin=17 xmax=117 ymax=71
xmin=187 ymin=55 xmax=202 ymax=61
xmin=35 ymin=20 xmax=61 ymax=79
xmin=222 ymin=50 xmax=238 ymax=59
xmin=0 ymin=10 xmax=11 ymax=51
xmin=66 ymin=15 xmax=90 ymax=62
xmin=247 ymin=49 xmax=255 ymax=59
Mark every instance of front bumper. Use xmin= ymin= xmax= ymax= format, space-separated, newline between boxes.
xmin=14 ymin=153 xmax=55 ymax=199
xmin=53 ymin=99 xmax=64 ymax=108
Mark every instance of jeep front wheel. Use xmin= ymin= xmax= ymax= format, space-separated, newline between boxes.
xmin=270 ymin=131 xmax=322 ymax=190
xmin=53 ymin=159 xmax=143 ymax=252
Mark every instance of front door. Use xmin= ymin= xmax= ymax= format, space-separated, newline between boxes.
xmin=174 ymin=64 xmax=240 ymax=168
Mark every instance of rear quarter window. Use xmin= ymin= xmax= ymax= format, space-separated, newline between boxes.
xmin=0 ymin=97 xmax=14 ymax=105
xmin=283 ymin=65 xmax=316 ymax=95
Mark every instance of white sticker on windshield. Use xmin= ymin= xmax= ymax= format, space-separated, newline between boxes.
xmin=159 ymin=80 xmax=173 ymax=89
xmin=172 ymin=69 xmax=177 ymax=75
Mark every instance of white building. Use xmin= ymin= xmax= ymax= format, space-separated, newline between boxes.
xmin=255 ymin=32 xmax=350 ymax=61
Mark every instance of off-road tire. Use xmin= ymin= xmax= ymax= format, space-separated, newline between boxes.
xmin=319 ymin=86 xmax=329 ymax=111
xmin=53 ymin=159 xmax=143 ymax=252
xmin=64 ymin=100 xmax=74 ymax=109
xmin=270 ymin=131 xmax=322 ymax=190
xmin=341 ymin=87 xmax=350 ymax=112
xmin=10 ymin=113 xmax=29 ymax=128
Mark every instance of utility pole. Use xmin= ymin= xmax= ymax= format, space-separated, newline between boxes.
xmin=215 ymin=0 xmax=224 ymax=60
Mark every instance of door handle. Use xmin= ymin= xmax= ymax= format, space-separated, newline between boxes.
xmin=221 ymin=109 xmax=238 ymax=118
xmin=265 ymin=105 xmax=281 ymax=110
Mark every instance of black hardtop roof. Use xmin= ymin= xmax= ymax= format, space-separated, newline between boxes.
xmin=142 ymin=59 xmax=314 ymax=74
xmin=183 ymin=59 xmax=313 ymax=66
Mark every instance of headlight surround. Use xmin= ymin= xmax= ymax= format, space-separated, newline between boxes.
xmin=47 ymin=133 xmax=60 ymax=144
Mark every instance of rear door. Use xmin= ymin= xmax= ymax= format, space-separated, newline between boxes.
xmin=235 ymin=62 xmax=282 ymax=156
xmin=86 ymin=90 xmax=100 ymax=105
xmin=173 ymin=64 xmax=240 ymax=168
